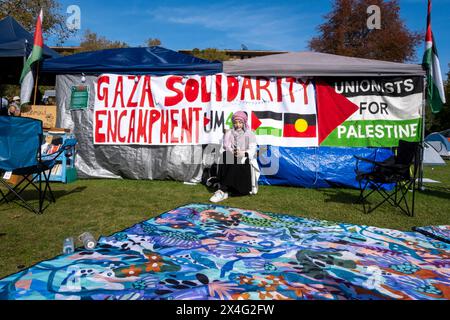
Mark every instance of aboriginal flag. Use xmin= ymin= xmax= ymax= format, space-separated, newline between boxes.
xmin=283 ymin=113 xmax=317 ymax=138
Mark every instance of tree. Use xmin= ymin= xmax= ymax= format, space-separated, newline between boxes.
xmin=426 ymin=77 xmax=449 ymax=134
xmin=308 ymin=0 xmax=422 ymax=62
xmin=77 ymin=29 xmax=128 ymax=52
xmin=146 ymin=38 xmax=162 ymax=47
xmin=438 ymin=78 xmax=450 ymax=130
xmin=0 ymin=0 xmax=74 ymax=44
xmin=191 ymin=48 xmax=231 ymax=61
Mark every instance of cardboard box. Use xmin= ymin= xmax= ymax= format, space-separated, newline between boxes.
xmin=21 ymin=105 xmax=57 ymax=129
xmin=6 ymin=174 xmax=27 ymax=186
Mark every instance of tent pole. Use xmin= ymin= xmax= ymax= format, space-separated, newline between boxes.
xmin=33 ymin=60 xmax=40 ymax=106
xmin=418 ymin=75 xmax=427 ymax=191
xmin=23 ymin=39 xmax=27 ymax=65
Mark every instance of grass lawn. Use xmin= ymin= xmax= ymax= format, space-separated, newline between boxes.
xmin=0 ymin=162 xmax=449 ymax=279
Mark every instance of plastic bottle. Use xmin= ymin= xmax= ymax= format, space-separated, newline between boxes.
xmin=79 ymin=232 xmax=97 ymax=250
xmin=63 ymin=237 xmax=75 ymax=255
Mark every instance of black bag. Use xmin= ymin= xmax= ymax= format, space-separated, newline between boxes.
xmin=201 ymin=163 xmax=220 ymax=189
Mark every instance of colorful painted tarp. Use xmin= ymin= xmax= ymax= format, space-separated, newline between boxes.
xmin=1 ymin=204 xmax=449 ymax=300
xmin=413 ymin=225 xmax=450 ymax=244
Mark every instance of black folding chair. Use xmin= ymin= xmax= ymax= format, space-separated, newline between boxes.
xmin=0 ymin=116 xmax=77 ymax=214
xmin=354 ymin=140 xmax=421 ymax=216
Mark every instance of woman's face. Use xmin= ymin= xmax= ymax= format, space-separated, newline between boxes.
xmin=233 ymin=119 xmax=244 ymax=130
xmin=8 ymin=106 xmax=16 ymax=115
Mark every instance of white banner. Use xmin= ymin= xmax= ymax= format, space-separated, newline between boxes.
xmin=93 ymin=73 xmax=317 ymax=147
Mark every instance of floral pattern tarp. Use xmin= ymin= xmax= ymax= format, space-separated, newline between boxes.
xmin=413 ymin=225 xmax=450 ymax=244
xmin=0 ymin=203 xmax=449 ymax=300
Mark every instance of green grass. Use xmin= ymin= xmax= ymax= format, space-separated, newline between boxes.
xmin=0 ymin=163 xmax=449 ymax=279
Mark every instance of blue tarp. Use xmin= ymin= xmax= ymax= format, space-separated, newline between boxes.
xmin=258 ymin=146 xmax=394 ymax=188
xmin=0 ymin=16 xmax=60 ymax=58
xmin=42 ymin=46 xmax=222 ymax=75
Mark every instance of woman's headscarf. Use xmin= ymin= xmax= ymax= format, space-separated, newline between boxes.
xmin=224 ymin=111 xmax=255 ymax=152
xmin=232 ymin=111 xmax=248 ymax=131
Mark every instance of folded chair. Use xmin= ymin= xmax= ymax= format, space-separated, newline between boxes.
xmin=354 ymin=140 xmax=421 ymax=216
xmin=0 ymin=116 xmax=77 ymax=214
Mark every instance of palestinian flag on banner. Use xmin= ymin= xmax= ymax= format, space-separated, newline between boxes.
xmin=283 ymin=113 xmax=317 ymax=138
xmin=20 ymin=9 xmax=44 ymax=107
xmin=251 ymin=111 xmax=283 ymax=137
xmin=422 ymin=0 xmax=446 ymax=113
xmin=315 ymin=80 xmax=359 ymax=145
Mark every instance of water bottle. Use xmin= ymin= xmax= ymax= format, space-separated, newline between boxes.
xmin=63 ymin=237 xmax=75 ymax=255
xmin=79 ymin=232 xmax=97 ymax=250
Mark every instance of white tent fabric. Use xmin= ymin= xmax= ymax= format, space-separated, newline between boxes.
xmin=425 ymin=133 xmax=450 ymax=158
xmin=223 ymin=51 xmax=426 ymax=77
xmin=426 ymin=141 xmax=450 ymax=158
xmin=423 ymin=142 xmax=446 ymax=166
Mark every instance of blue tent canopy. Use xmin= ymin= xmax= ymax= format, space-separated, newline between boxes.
xmin=0 ymin=16 xmax=60 ymax=58
xmin=42 ymin=46 xmax=222 ymax=75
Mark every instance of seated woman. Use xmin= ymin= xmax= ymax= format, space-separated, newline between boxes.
xmin=209 ymin=111 xmax=260 ymax=203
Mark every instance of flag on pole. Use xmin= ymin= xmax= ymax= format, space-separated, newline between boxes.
xmin=20 ymin=9 xmax=44 ymax=108
xmin=422 ymin=0 xmax=446 ymax=113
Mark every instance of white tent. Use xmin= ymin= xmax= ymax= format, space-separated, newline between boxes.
xmin=423 ymin=142 xmax=446 ymax=166
xmin=425 ymin=133 xmax=450 ymax=158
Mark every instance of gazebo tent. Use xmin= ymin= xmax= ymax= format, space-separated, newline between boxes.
xmin=223 ymin=51 xmax=425 ymax=77
xmin=42 ymin=46 xmax=221 ymax=75
xmin=41 ymin=46 xmax=222 ymax=181
xmin=224 ymin=52 xmax=426 ymax=188
xmin=0 ymin=16 xmax=59 ymax=84
xmin=42 ymin=49 xmax=426 ymax=188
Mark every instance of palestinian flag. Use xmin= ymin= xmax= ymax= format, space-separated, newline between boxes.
xmin=283 ymin=113 xmax=317 ymax=138
xmin=315 ymin=80 xmax=359 ymax=144
xmin=423 ymin=0 xmax=446 ymax=113
xmin=20 ymin=9 xmax=43 ymax=107
xmin=252 ymin=111 xmax=283 ymax=137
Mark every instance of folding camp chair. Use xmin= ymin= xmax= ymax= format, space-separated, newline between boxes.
xmin=0 ymin=116 xmax=77 ymax=214
xmin=354 ymin=140 xmax=421 ymax=217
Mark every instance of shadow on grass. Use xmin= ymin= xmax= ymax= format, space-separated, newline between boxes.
xmin=53 ymin=186 xmax=87 ymax=198
xmin=320 ymin=189 xmax=361 ymax=205
xmin=418 ymin=185 xmax=450 ymax=200
xmin=0 ymin=186 xmax=87 ymax=213
xmin=320 ymin=188 xmax=423 ymax=218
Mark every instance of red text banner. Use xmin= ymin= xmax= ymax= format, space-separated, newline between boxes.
xmin=94 ymin=74 xmax=317 ymax=146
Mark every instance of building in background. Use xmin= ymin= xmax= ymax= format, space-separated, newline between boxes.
xmin=178 ymin=49 xmax=288 ymax=60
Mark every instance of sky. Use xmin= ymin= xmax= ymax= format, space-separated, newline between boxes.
xmin=51 ymin=0 xmax=450 ymax=76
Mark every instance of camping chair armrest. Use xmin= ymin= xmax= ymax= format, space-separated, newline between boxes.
xmin=354 ymin=155 xmax=379 ymax=166
xmin=354 ymin=155 xmax=399 ymax=175
xmin=354 ymin=156 xmax=399 ymax=169
xmin=42 ymin=138 xmax=77 ymax=161
xmin=354 ymin=155 xmax=384 ymax=171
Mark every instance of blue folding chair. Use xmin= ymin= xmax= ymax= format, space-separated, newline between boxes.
xmin=0 ymin=116 xmax=77 ymax=214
